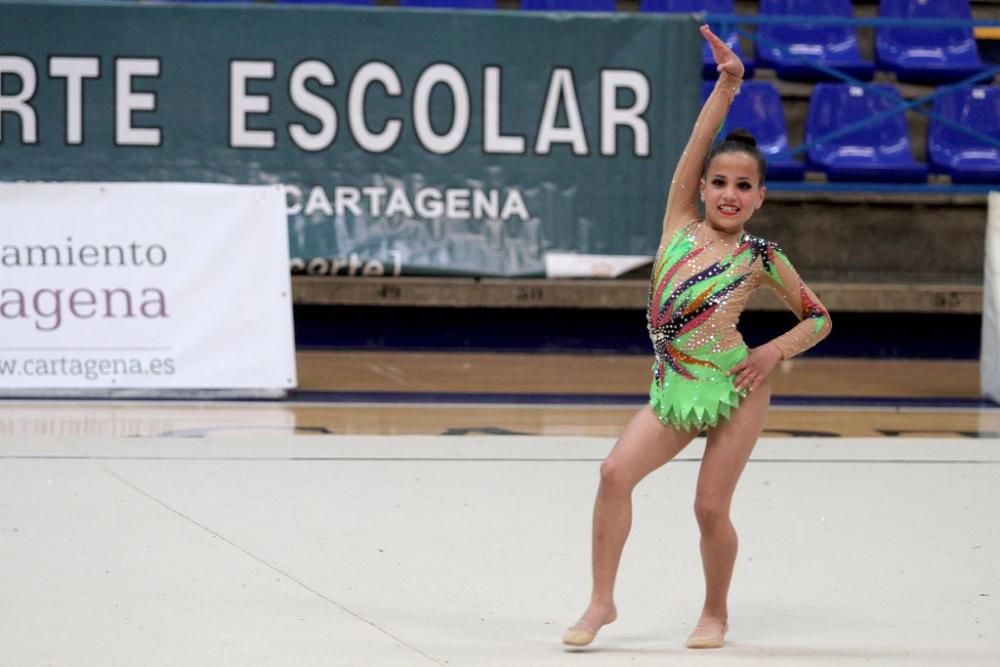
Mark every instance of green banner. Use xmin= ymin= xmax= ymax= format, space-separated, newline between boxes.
xmin=0 ymin=1 xmax=701 ymax=277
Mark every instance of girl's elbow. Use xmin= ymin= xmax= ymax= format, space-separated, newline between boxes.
xmin=818 ymin=315 xmax=833 ymax=341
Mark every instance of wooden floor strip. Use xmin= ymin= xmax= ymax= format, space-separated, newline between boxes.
xmin=296 ymin=351 xmax=981 ymax=398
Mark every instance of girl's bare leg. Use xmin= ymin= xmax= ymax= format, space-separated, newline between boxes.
xmin=690 ymin=382 xmax=771 ymax=642
xmin=570 ymin=404 xmax=698 ymax=637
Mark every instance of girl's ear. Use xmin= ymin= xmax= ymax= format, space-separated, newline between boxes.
xmin=756 ymin=184 xmax=767 ymax=209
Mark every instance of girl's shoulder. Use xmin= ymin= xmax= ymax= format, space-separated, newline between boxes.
xmin=741 ymin=231 xmax=781 ymax=254
xmin=658 ymin=217 xmax=700 ymax=252
xmin=736 ymin=231 xmax=793 ymax=283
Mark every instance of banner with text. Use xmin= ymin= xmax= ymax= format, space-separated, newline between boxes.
xmin=0 ymin=183 xmax=296 ymax=391
xmin=0 ymin=2 xmax=700 ymax=277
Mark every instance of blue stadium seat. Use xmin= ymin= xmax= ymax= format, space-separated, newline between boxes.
xmin=876 ymin=0 xmax=985 ymax=84
xmin=400 ymin=0 xmax=497 ymax=7
xmin=639 ymin=0 xmax=755 ymax=79
xmin=520 ymin=0 xmax=617 ymax=10
xmin=805 ymin=83 xmax=927 ymax=182
xmin=928 ymin=86 xmax=1000 ymax=184
xmin=756 ymin=0 xmax=874 ymax=82
xmin=701 ymin=81 xmax=805 ymax=180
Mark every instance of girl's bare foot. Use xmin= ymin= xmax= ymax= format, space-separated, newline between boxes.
xmin=685 ymin=614 xmax=728 ymax=649
xmin=561 ymin=603 xmax=618 ymax=647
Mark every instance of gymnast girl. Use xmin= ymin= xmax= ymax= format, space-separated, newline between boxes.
xmin=563 ymin=24 xmax=831 ymax=650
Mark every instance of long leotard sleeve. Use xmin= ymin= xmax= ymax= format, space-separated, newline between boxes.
xmin=760 ymin=248 xmax=832 ymax=359
xmin=660 ymin=70 xmax=743 ymax=244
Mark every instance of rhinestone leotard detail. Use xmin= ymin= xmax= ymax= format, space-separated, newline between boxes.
xmin=648 ymin=72 xmax=831 ymax=431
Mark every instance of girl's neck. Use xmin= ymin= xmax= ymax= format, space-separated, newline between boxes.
xmin=700 ymin=219 xmax=744 ymax=243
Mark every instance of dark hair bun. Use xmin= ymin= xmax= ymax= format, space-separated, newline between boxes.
xmin=725 ymin=129 xmax=757 ymax=148
xmin=704 ymin=128 xmax=766 ymax=181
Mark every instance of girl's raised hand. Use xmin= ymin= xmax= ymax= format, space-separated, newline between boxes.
xmin=700 ymin=24 xmax=744 ymax=79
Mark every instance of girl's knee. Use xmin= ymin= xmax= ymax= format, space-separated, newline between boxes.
xmin=599 ymin=457 xmax=634 ymax=493
xmin=693 ymin=496 xmax=730 ymax=530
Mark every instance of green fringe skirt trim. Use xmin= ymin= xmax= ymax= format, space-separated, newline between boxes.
xmin=648 ymin=345 xmax=749 ymax=432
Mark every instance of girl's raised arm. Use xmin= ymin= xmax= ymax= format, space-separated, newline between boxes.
xmin=659 ymin=25 xmax=744 ymax=244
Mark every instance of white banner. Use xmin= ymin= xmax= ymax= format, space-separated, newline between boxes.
xmin=0 ymin=183 xmax=296 ymax=391
xmin=982 ymin=192 xmax=1000 ymax=402
xmin=544 ymin=253 xmax=653 ymax=279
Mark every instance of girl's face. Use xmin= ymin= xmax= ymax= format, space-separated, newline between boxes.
xmin=699 ymin=151 xmax=766 ymax=234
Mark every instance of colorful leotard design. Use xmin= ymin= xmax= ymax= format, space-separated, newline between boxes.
xmin=648 ymin=72 xmax=831 ymax=431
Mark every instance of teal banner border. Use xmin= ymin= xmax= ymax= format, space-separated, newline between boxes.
xmin=0 ymin=2 xmax=702 ymax=277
